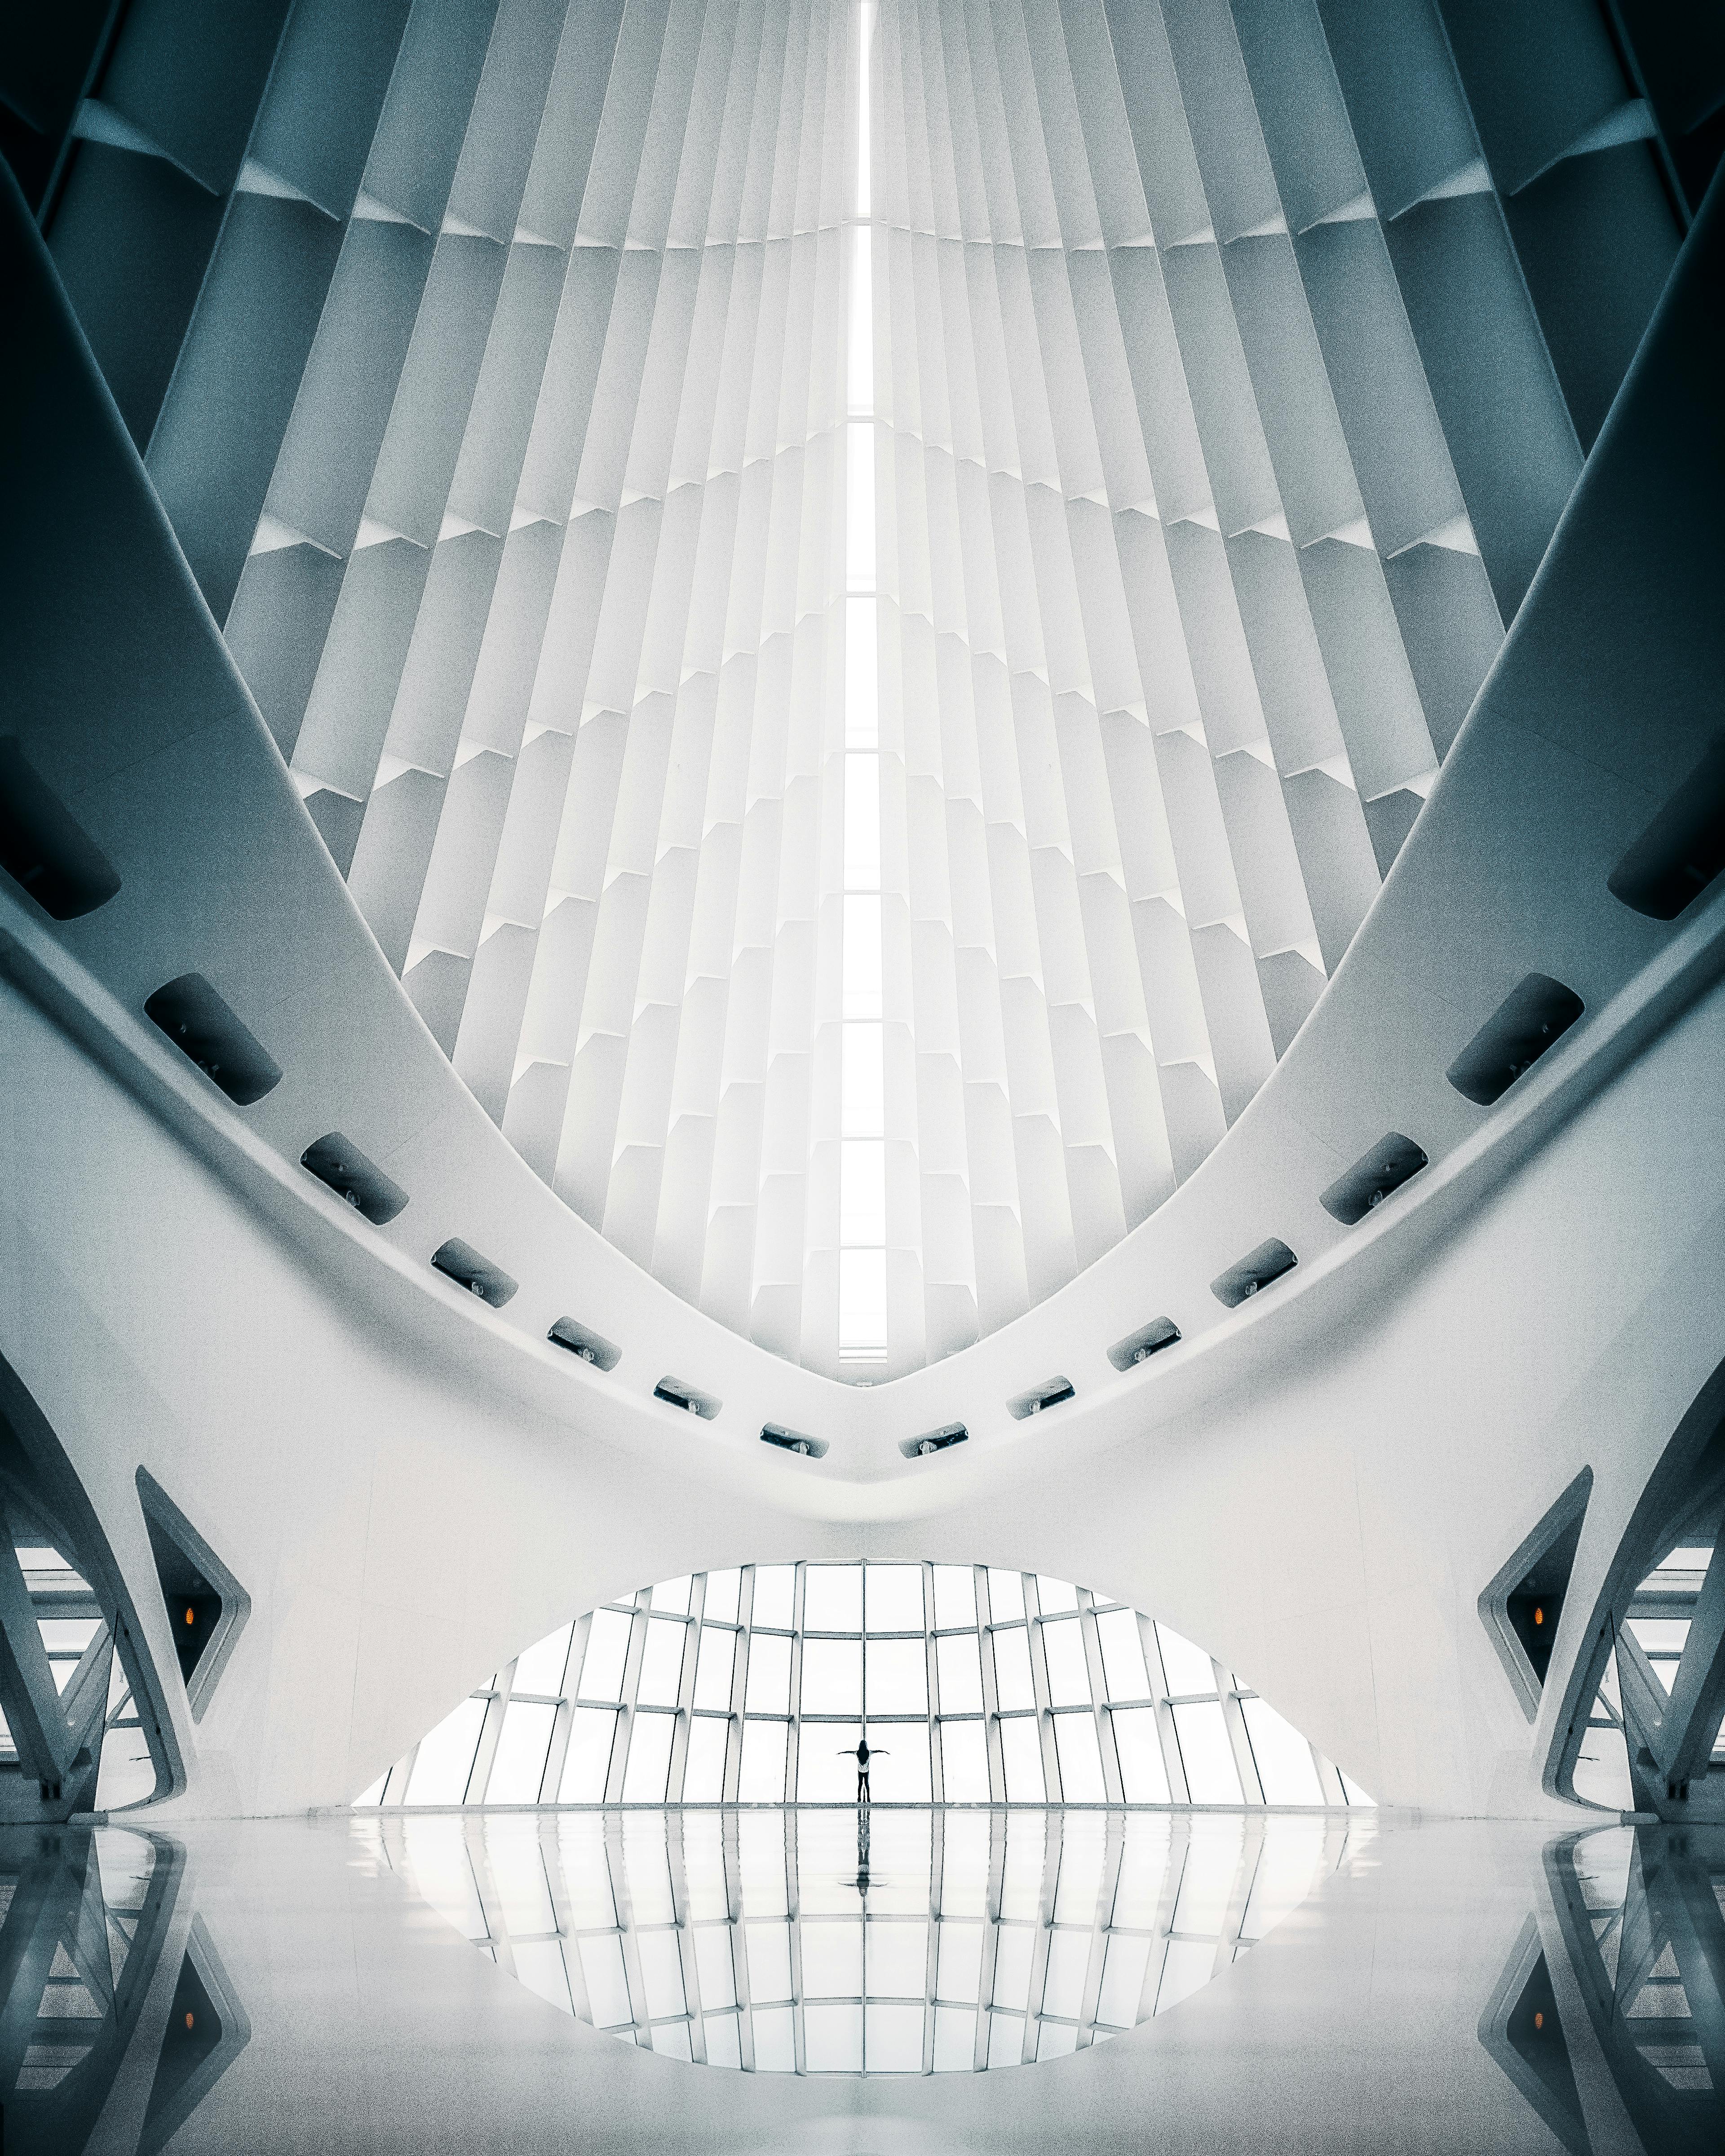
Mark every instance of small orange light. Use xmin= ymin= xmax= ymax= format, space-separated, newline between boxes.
xmin=1534 ymin=1607 xmax=1543 ymax=1625
xmin=1534 ymin=2011 xmax=1544 ymax=2031
xmin=185 ymin=2011 xmax=195 ymax=2030
xmin=185 ymin=1607 xmax=195 ymax=1625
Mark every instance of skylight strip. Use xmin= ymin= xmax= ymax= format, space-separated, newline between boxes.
xmin=840 ymin=1 xmax=886 ymax=1365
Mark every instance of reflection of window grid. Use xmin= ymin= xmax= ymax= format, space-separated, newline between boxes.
xmin=371 ymin=1806 xmax=1356 ymax=2073
xmin=357 ymin=1563 xmax=1365 ymax=1810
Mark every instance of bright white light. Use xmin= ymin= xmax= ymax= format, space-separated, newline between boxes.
xmin=840 ymin=1140 xmax=886 ymax=1244
xmin=841 ymin=1023 xmax=885 ymax=1134
xmin=845 ymin=596 xmax=878 ymax=748
xmin=842 ymin=895 xmax=882 ymax=1020
xmin=838 ymin=1247 xmax=886 ymax=1355
xmin=844 ymin=753 xmax=881 ymax=888
xmin=848 ymin=229 xmax=873 ymax=416
xmin=846 ymin=424 xmax=876 ymax=592
xmin=839 ymin=0 xmax=885 ymax=1365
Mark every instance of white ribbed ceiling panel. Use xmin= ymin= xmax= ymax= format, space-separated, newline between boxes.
xmin=217 ymin=0 xmax=1508 ymax=1377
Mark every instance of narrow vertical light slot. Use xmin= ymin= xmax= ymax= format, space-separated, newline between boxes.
xmin=840 ymin=0 xmax=885 ymax=1368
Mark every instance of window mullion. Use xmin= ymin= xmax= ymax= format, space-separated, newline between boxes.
xmin=1138 ymin=1612 xmax=1190 ymax=1804
xmin=723 ymin=1569 xmax=755 ymax=1803
xmin=606 ymin=1600 xmax=652 ymax=1804
xmin=666 ymin=1576 xmax=706 ymax=1801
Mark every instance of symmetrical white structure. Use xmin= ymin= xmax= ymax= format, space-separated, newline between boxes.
xmin=183 ymin=0 xmax=1617 ymax=1375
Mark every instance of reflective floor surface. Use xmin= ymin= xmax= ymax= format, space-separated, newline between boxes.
xmin=377 ymin=1805 xmax=1353 ymax=2072
xmin=4 ymin=1807 xmax=1722 ymax=2153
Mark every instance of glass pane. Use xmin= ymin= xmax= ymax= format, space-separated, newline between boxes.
xmin=805 ymin=2000 xmax=863 ymax=2071
xmin=802 ymin=1636 xmax=863 ymax=1716
xmin=752 ymin=2003 xmax=796 ymax=2071
xmin=1040 ymin=1618 xmax=1091 ymax=1707
xmin=866 ymin=1999 xmax=924 ymax=2071
xmin=405 ymin=1696 xmax=486 ymax=1805
xmin=579 ymin=1607 xmax=632 ymax=1700
xmin=746 ymin=1921 xmax=793 ymax=2003
xmin=1037 ymin=2019 xmax=1078 ymax=2061
xmin=803 ymin=1919 xmax=864 ymax=1996
xmin=986 ymin=1569 xmax=1025 ymax=1623
xmin=694 ymin=1626 xmax=736 ymax=1711
xmin=1110 ymin=1706 xmax=1171 ymax=1804
xmin=486 ymin=1700 xmax=556 ymax=1803
xmin=636 ymin=1617 xmax=687 ymax=1707
xmin=805 ymin=1564 xmax=864 ymax=1633
xmin=682 ymin=1715 xmax=729 ymax=1801
xmin=1035 ymin=1576 xmax=1079 ymax=1615
xmin=751 ymin=1566 xmax=796 ymax=1631
xmin=1042 ymin=1927 xmax=1090 ymax=2019
xmin=932 ymin=1565 xmax=977 ymax=1630
xmin=999 ymin=1716 xmax=1045 ymax=1802
xmin=1242 ymin=1696 xmax=1323 ymax=1804
xmin=744 ymin=1632 xmax=792 ymax=1715
xmin=636 ymin=1928 xmax=686 ymax=2018
xmin=621 ymin=1712 xmax=676 ymax=1802
xmin=1172 ymin=1702 xmax=1242 ymax=1803
xmin=653 ymin=1576 xmax=693 ymax=1616
xmin=558 ymin=1706 xmax=618 ymax=1802
xmin=865 ymin=1725 xmax=932 ymax=1802
xmin=1053 ymin=1713 xmax=1106 ymax=1802
xmin=933 ymin=2003 xmax=976 ymax=2070
xmin=703 ymin=1568 xmax=741 ymax=1625
xmin=940 ymin=1719 xmax=990 ymax=1802
xmin=865 ymin=1637 xmax=927 ymax=1715
xmin=991 ymin=1627 xmax=1035 ymax=1712
xmin=1097 ymin=1933 xmax=1153 ymax=2026
xmin=866 ymin=1565 xmax=924 ymax=1632
xmin=992 ymin=1923 xmax=1034 ymax=2011
xmin=936 ymin=1632 xmax=983 ymax=1715
xmin=694 ymin=1925 xmax=737 ymax=2008
xmin=867 ymin=1920 xmax=927 ymax=1997
xmin=986 ymin=2011 xmax=1025 ymax=2067
xmin=1096 ymin=1607 xmax=1150 ymax=1700
xmin=1155 ymin=1623 xmax=1217 ymax=1700
xmin=936 ymin=1918 xmax=983 ymax=2003
xmin=703 ymin=2012 xmax=742 ymax=2067
xmin=579 ymin=1935 xmax=632 ymax=2028
xmin=653 ymin=2020 xmax=692 ymax=2060
xmin=510 ymin=1624 xmax=572 ymax=1699
xmin=739 ymin=1719 xmax=788 ymax=1801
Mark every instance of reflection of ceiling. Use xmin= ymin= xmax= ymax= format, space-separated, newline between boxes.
xmin=382 ymin=1804 xmax=1351 ymax=2072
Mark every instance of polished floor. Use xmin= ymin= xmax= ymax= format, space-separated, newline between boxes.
xmin=4 ymin=1806 xmax=1721 ymax=2153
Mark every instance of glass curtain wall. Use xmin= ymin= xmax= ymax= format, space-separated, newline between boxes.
xmin=356 ymin=1562 xmax=1370 ymax=1810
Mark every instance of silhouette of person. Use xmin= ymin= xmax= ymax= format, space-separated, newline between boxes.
xmin=839 ymin=1736 xmax=888 ymax=1804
